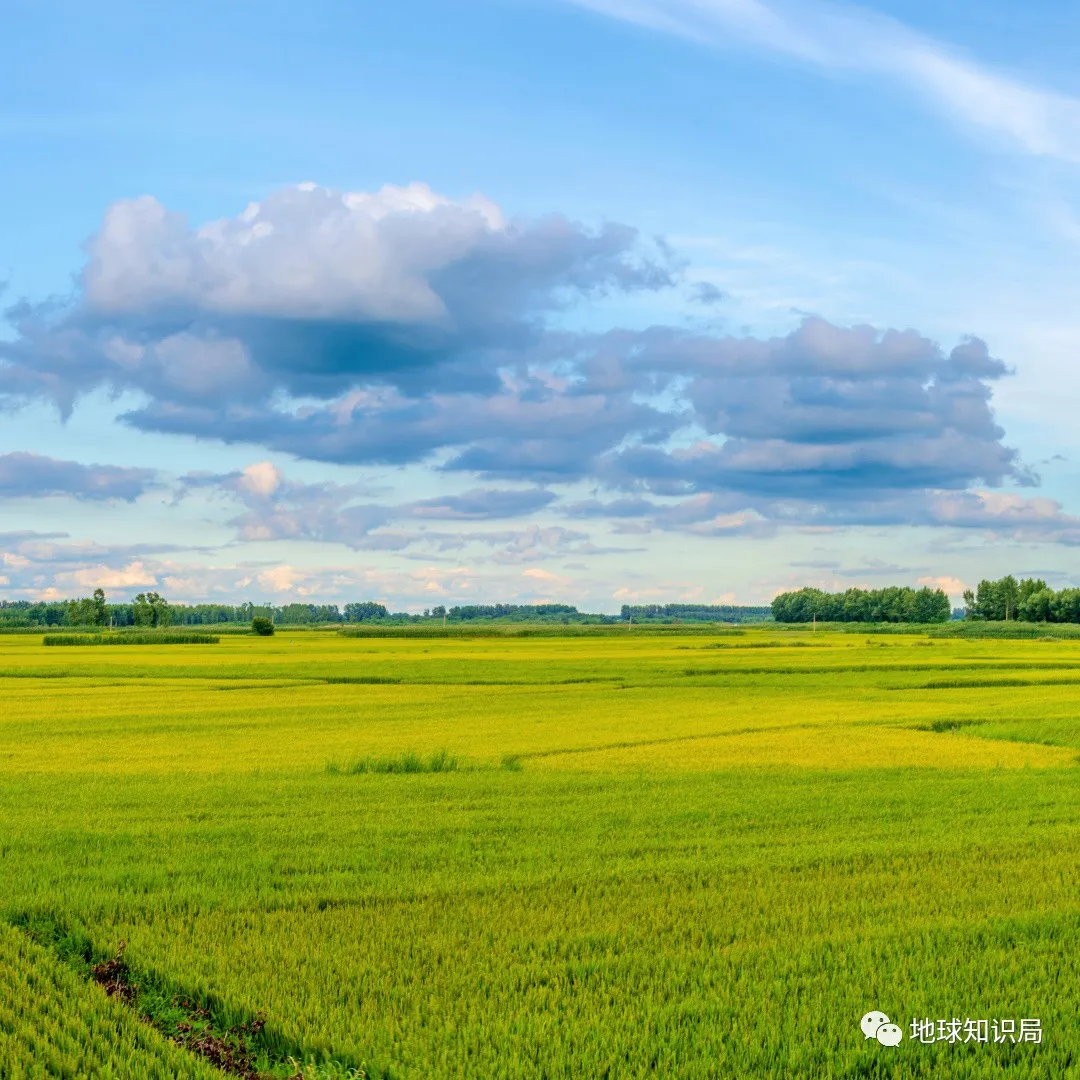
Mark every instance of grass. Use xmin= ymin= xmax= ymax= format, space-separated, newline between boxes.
xmin=1 ymin=628 xmax=1079 ymax=1076
xmin=325 ymin=749 xmax=460 ymax=775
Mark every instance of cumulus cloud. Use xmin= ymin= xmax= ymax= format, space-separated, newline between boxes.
xmin=917 ymin=575 xmax=968 ymax=596
xmin=587 ymin=320 xmax=1025 ymax=500
xmin=236 ymin=461 xmax=282 ymax=498
xmin=926 ymin=490 xmax=1080 ymax=544
xmin=82 ymin=183 xmax=672 ymax=322
xmin=0 ymin=451 xmax=156 ymax=501
xmin=0 ymin=181 xmax=1037 ymax=537
xmin=66 ymin=561 xmax=158 ymax=589
xmin=218 ymin=469 xmax=394 ymax=547
xmin=198 ymin=463 xmax=576 ymax=551
xmin=1 ymin=181 xmax=674 ymax=410
xmin=0 ymin=537 xmax=217 ymax=601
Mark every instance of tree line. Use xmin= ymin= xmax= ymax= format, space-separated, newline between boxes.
xmin=963 ymin=576 xmax=1080 ymax=622
xmin=771 ymin=586 xmax=952 ymax=624
xmin=621 ymin=604 xmax=773 ymax=624
xmin=0 ymin=597 xmax=612 ymax=628
xmin=0 ymin=596 xmax=388 ymax=628
xmin=3 ymin=591 xmax=176 ymax=628
xmin=22 ymin=580 xmax=1079 ymax=628
xmin=0 ymin=596 xmax=776 ymax=627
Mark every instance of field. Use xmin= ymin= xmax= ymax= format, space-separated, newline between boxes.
xmin=1 ymin=628 xmax=1079 ymax=1078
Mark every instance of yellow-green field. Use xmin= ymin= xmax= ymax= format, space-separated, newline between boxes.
xmin=2 ymin=628 xmax=1079 ymax=1077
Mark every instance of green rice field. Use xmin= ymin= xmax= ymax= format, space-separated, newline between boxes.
xmin=1 ymin=628 xmax=1079 ymax=1077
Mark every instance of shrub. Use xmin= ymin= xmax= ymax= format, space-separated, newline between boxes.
xmin=325 ymin=750 xmax=460 ymax=775
xmin=43 ymin=633 xmax=219 ymax=646
xmin=252 ymin=616 xmax=275 ymax=636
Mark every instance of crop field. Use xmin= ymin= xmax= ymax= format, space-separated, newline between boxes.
xmin=2 ymin=628 xmax=1080 ymax=1078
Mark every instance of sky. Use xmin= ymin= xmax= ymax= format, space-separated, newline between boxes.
xmin=3 ymin=0 xmax=1080 ymax=612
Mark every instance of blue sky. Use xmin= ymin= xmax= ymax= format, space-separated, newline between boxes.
xmin=3 ymin=0 xmax=1080 ymax=610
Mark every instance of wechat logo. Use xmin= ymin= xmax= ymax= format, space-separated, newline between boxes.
xmin=862 ymin=1011 xmax=904 ymax=1046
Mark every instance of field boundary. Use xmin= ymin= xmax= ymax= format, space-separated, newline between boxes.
xmin=515 ymin=722 xmax=821 ymax=761
xmin=8 ymin=913 xmax=373 ymax=1079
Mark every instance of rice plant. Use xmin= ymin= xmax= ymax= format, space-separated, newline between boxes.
xmin=2 ymin=628 xmax=1079 ymax=1077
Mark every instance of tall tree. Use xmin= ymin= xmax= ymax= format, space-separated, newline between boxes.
xmin=92 ymin=588 xmax=108 ymax=627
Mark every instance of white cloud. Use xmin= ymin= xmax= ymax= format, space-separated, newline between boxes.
xmin=916 ymin=575 xmax=967 ymax=597
xmin=67 ymin=561 xmax=158 ymax=589
xmin=522 ymin=567 xmax=569 ymax=584
xmin=568 ymin=0 xmax=1080 ymax=162
xmin=257 ymin=565 xmax=306 ymax=594
xmin=84 ymin=182 xmax=518 ymax=322
xmin=238 ymin=461 xmax=283 ymax=499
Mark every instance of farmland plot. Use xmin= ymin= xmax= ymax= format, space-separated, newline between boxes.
xmin=1 ymin=630 xmax=1078 ymax=1077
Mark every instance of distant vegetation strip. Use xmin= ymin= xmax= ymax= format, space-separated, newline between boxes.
xmin=771 ymin=586 xmax=951 ymax=623
xmin=619 ymin=603 xmax=773 ymax=623
xmin=0 ymin=596 xmax=774 ymax=629
xmin=338 ymin=624 xmax=749 ymax=638
xmin=43 ymin=633 xmax=220 ymax=646
xmin=931 ymin=622 xmax=1080 ymax=639
xmin=844 ymin=622 xmax=1080 ymax=639
xmin=961 ymin=575 xmax=1080 ymax=623
xmin=772 ymin=576 xmax=1080 ymax=629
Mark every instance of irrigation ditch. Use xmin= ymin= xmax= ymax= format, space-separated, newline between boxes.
xmin=8 ymin=913 xmax=373 ymax=1080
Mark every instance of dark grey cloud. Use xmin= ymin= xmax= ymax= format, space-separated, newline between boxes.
xmin=0 ymin=452 xmax=156 ymax=501
xmin=833 ymin=561 xmax=923 ymax=578
xmin=688 ymin=281 xmax=725 ymax=305
xmin=7 ymin=537 xmax=196 ymax=563
xmin=407 ymin=488 xmax=556 ymax=520
xmin=126 ymin=381 xmax=678 ymax=479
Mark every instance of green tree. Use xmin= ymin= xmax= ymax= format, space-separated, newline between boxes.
xmin=770 ymin=585 xmax=949 ymax=624
xmin=962 ymin=588 xmax=979 ymax=620
xmin=967 ymin=576 xmax=1041 ymax=621
xmin=1018 ymin=578 xmax=1049 ymax=612
xmin=1020 ymin=588 xmax=1054 ymax=622
xmin=132 ymin=594 xmax=153 ymax=627
xmin=972 ymin=579 xmax=1000 ymax=620
xmin=344 ymin=602 xmax=389 ymax=622
xmin=65 ymin=597 xmax=96 ymax=626
xmin=913 ymin=586 xmax=950 ymax=623
xmin=998 ymin=576 xmax=1020 ymax=621
xmin=1052 ymin=588 xmax=1080 ymax=623
xmin=132 ymin=592 xmax=170 ymax=628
